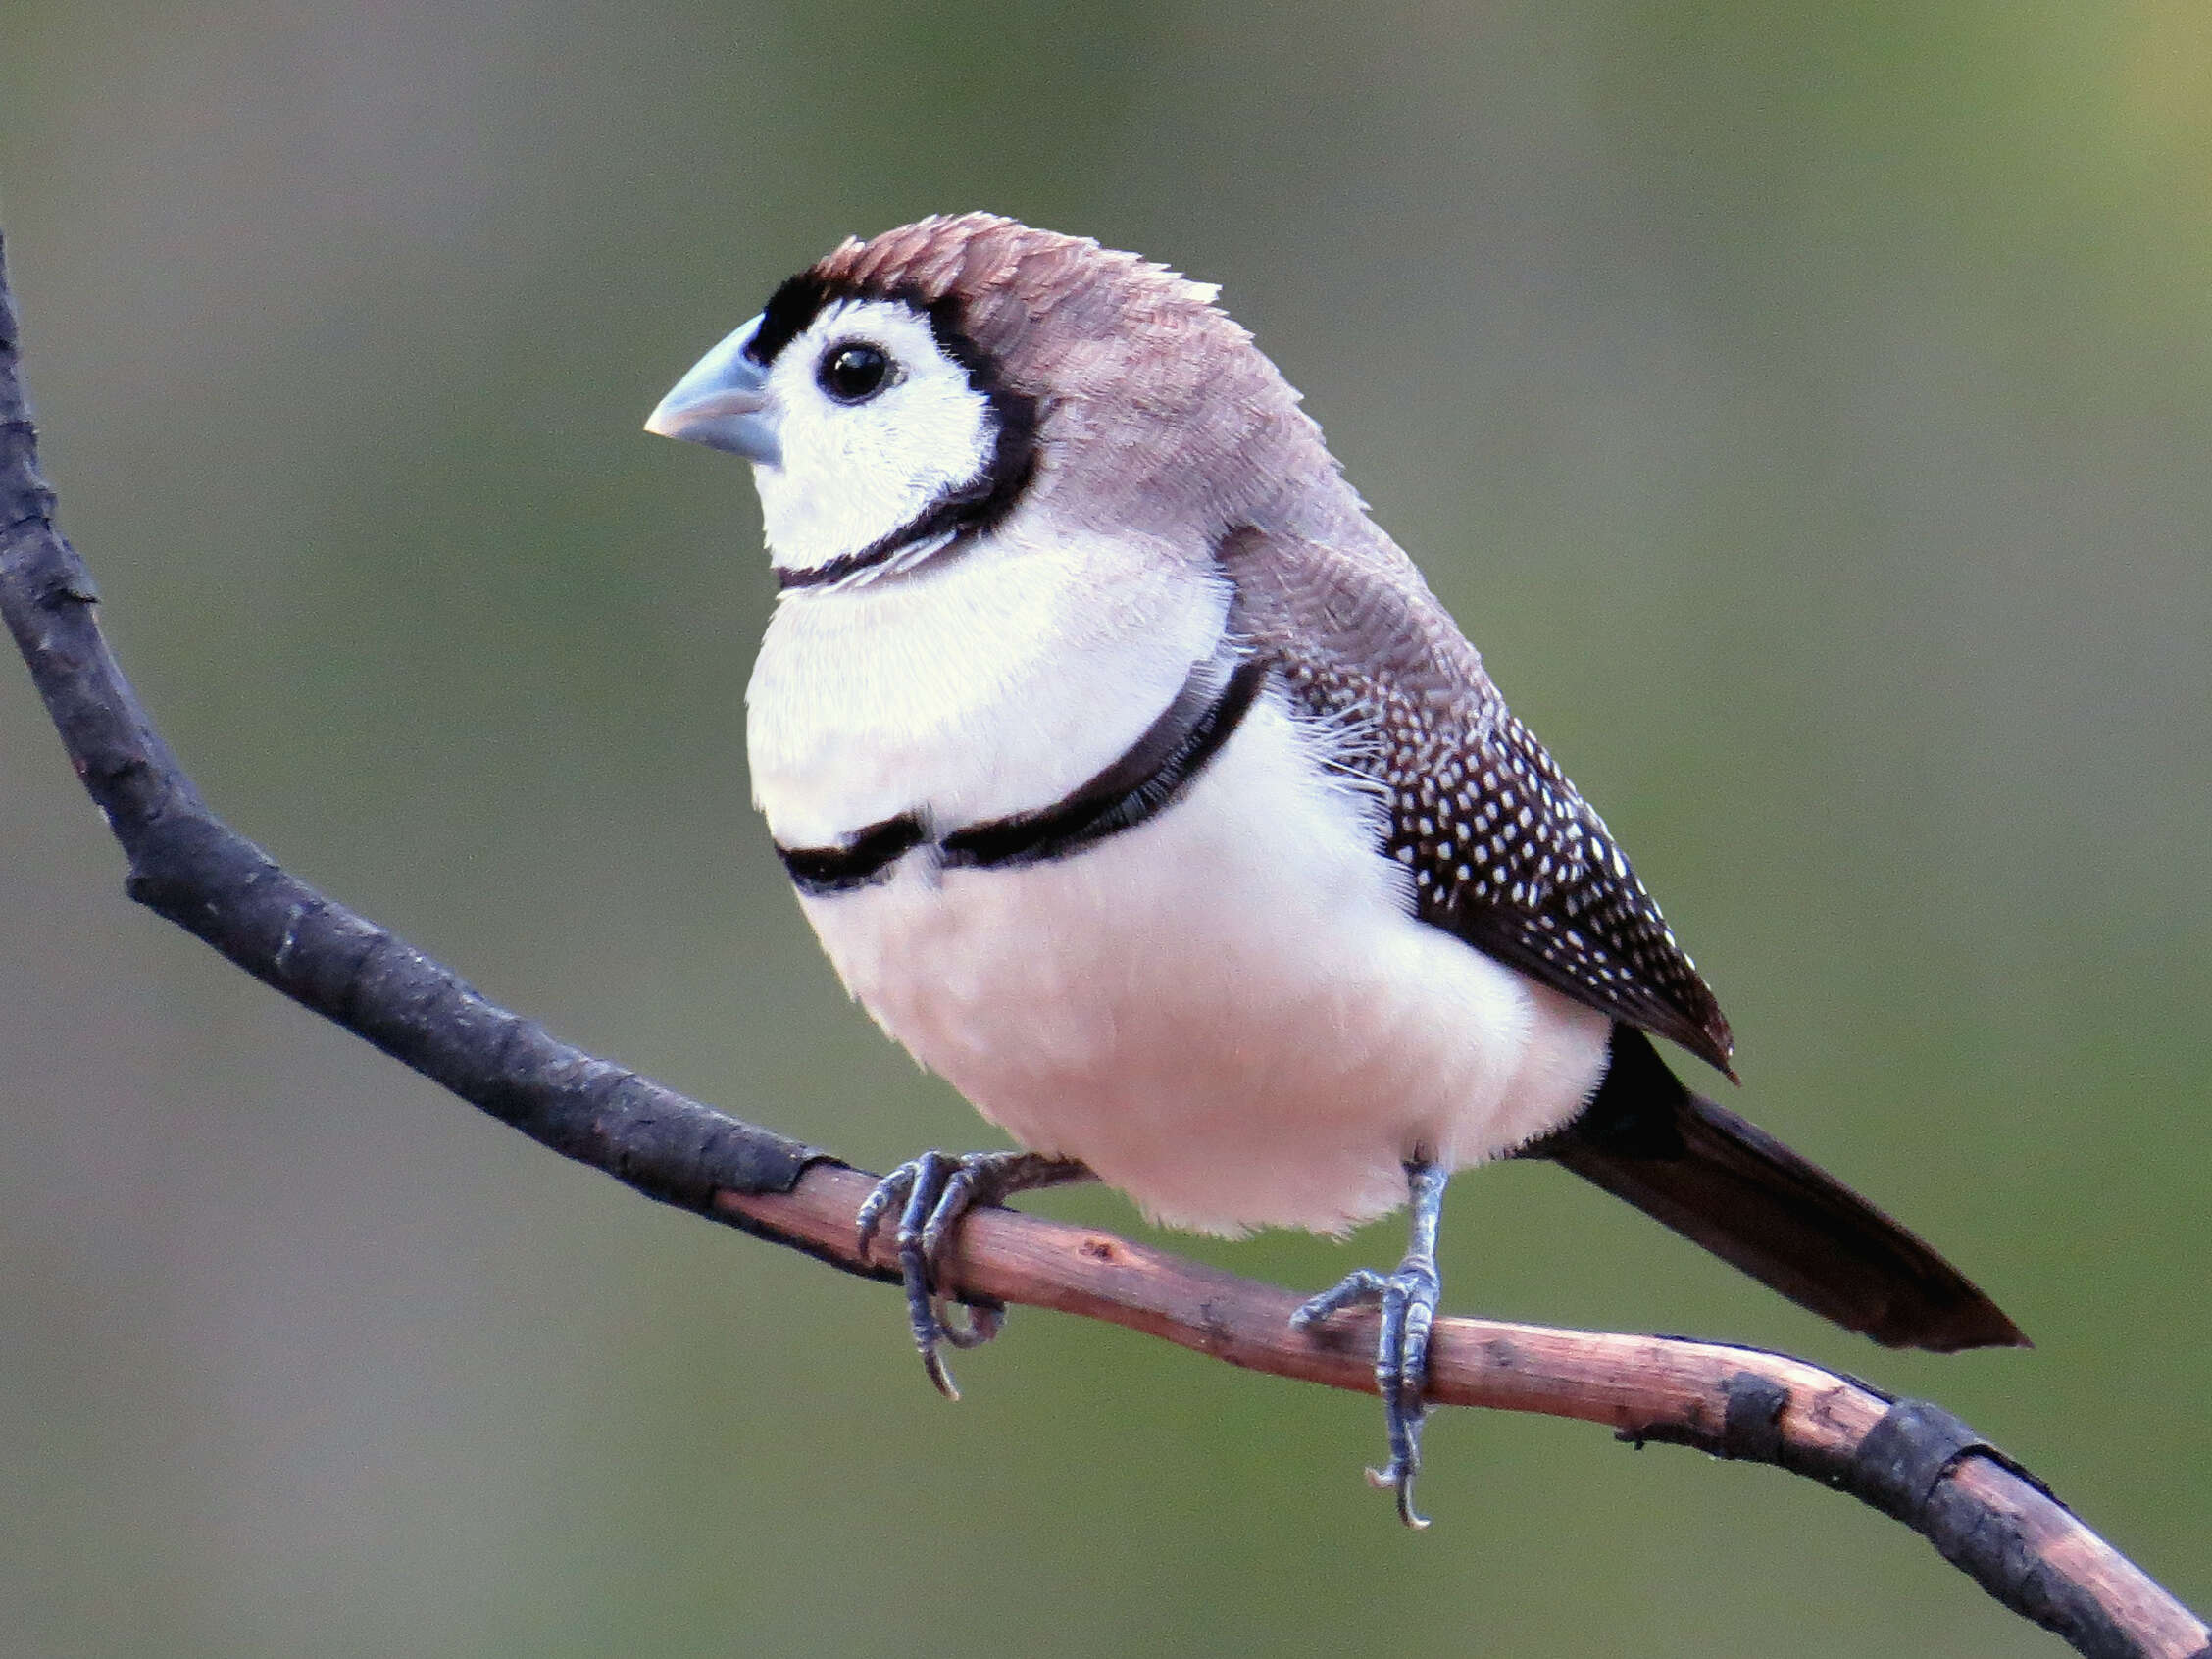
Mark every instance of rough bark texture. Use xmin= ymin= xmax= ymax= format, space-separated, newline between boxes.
xmin=1 ymin=228 xmax=2201 ymax=1659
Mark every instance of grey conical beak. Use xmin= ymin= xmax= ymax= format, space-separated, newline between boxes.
xmin=644 ymin=314 xmax=780 ymax=465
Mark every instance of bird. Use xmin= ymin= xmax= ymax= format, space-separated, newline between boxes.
xmin=643 ymin=213 xmax=2026 ymax=1526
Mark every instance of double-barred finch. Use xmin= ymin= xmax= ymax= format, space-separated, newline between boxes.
xmin=646 ymin=214 xmax=2025 ymax=1526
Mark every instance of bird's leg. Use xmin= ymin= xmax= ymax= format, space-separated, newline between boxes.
xmin=1290 ymin=1158 xmax=1449 ymax=1528
xmin=854 ymin=1150 xmax=1092 ymax=1400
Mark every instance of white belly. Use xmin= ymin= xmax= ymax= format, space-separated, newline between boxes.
xmin=747 ymin=530 xmax=1611 ymax=1236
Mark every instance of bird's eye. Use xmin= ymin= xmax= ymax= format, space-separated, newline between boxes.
xmin=817 ymin=341 xmax=894 ymax=404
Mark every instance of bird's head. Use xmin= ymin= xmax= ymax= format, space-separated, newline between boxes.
xmin=646 ymin=214 xmax=1333 ymax=590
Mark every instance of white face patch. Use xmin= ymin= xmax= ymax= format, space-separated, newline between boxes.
xmin=747 ymin=298 xmax=997 ymax=581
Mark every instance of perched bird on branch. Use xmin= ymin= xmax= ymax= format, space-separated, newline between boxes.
xmin=645 ymin=214 xmax=2025 ymax=1525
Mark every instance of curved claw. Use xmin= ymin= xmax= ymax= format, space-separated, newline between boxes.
xmin=937 ymin=1299 xmax=1003 ymax=1350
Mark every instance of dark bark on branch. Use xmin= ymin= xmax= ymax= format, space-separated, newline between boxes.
xmin=0 ymin=228 xmax=2201 ymax=1659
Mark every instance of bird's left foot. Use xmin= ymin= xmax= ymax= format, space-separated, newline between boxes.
xmin=1289 ymin=1157 xmax=1450 ymax=1528
xmin=1292 ymin=1255 xmax=1442 ymax=1527
xmin=854 ymin=1150 xmax=1090 ymax=1401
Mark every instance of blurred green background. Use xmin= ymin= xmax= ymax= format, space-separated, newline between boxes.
xmin=3 ymin=3 xmax=2206 ymax=1654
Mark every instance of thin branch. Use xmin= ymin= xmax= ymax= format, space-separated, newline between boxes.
xmin=0 ymin=226 xmax=2201 ymax=1659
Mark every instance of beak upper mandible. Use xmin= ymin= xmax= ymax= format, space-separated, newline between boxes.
xmin=644 ymin=313 xmax=780 ymax=465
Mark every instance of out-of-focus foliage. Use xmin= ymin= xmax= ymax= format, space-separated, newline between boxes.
xmin=1 ymin=4 xmax=2205 ymax=1654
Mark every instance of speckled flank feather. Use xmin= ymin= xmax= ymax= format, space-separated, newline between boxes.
xmin=1417 ymin=708 xmax=1734 ymax=1075
xmin=1218 ymin=525 xmax=1736 ymax=1079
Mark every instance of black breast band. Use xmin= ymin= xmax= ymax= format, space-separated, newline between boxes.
xmin=774 ymin=812 xmax=929 ymax=896
xmin=775 ymin=641 xmax=1269 ymax=897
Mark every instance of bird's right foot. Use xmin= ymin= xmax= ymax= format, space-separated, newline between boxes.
xmin=853 ymin=1149 xmax=1091 ymax=1400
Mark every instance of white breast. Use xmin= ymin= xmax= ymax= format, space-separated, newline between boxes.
xmin=747 ymin=528 xmax=1223 ymax=842
xmin=745 ymin=528 xmax=1611 ymax=1236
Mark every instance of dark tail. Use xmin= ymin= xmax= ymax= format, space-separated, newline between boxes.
xmin=1523 ymin=1026 xmax=2028 ymax=1352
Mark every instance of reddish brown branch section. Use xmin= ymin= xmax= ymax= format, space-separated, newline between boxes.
xmin=744 ymin=1166 xmax=1863 ymax=1418
xmin=1 ymin=226 xmax=2203 ymax=1659
xmin=729 ymin=1164 xmax=2210 ymax=1659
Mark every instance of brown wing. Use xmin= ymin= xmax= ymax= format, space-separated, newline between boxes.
xmin=1218 ymin=521 xmax=1735 ymax=1077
